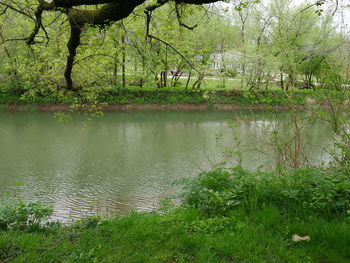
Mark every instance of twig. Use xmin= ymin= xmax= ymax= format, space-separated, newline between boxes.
xmin=175 ymin=4 xmax=198 ymax=30
xmin=0 ymin=6 xmax=8 ymax=15
xmin=73 ymin=53 xmax=114 ymax=65
xmin=148 ymin=34 xmax=200 ymax=74
xmin=332 ymin=0 xmax=338 ymax=16
xmin=0 ymin=37 xmax=29 ymax=45
xmin=0 ymin=1 xmax=34 ymax=20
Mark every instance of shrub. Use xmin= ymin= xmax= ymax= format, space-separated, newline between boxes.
xmin=179 ymin=167 xmax=350 ymax=218
xmin=0 ymin=199 xmax=53 ymax=231
xmin=179 ymin=168 xmax=244 ymax=216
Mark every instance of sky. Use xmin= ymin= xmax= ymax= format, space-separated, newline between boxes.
xmin=216 ymin=0 xmax=350 ymax=34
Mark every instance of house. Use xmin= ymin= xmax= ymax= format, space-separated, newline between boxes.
xmin=209 ymin=50 xmax=243 ymax=71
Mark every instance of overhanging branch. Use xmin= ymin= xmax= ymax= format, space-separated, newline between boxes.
xmin=175 ymin=4 xmax=198 ymax=30
xmin=148 ymin=34 xmax=200 ymax=74
xmin=23 ymin=0 xmax=223 ymax=90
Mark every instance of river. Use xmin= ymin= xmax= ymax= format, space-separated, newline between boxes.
xmin=0 ymin=111 xmax=335 ymax=221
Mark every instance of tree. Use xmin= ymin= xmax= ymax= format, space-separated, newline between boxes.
xmin=0 ymin=0 xmax=222 ymax=90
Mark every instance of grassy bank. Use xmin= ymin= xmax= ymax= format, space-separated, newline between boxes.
xmin=1 ymin=168 xmax=349 ymax=263
xmin=0 ymin=84 xmax=349 ymax=109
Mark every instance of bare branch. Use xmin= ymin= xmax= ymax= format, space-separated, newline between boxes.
xmin=145 ymin=0 xmax=169 ymax=12
xmin=0 ymin=38 xmax=29 ymax=45
xmin=144 ymin=0 xmax=169 ymax=40
xmin=0 ymin=6 xmax=8 ymax=15
xmin=175 ymin=4 xmax=198 ymax=30
xmin=0 ymin=1 xmax=34 ymax=20
xmin=291 ymin=1 xmax=325 ymax=23
xmin=26 ymin=7 xmax=44 ymax=45
xmin=73 ymin=53 xmax=114 ymax=65
xmin=148 ymin=34 xmax=200 ymax=74
xmin=332 ymin=0 xmax=339 ymax=16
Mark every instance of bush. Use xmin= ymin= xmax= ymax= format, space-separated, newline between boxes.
xmin=0 ymin=199 xmax=53 ymax=231
xmin=179 ymin=167 xmax=350 ymax=218
xmin=179 ymin=168 xmax=245 ymax=216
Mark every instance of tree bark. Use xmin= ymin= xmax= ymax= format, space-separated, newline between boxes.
xmin=65 ymin=23 xmax=82 ymax=90
xmin=122 ymin=34 xmax=126 ymax=88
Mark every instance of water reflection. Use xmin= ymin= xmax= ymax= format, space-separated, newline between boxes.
xmin=0 ymin=111 xmax=335 ymax=221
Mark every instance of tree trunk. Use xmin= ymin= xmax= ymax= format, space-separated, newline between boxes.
xmin=280 ymin=69 xmax=284 ymax=90
xmin=113 ymin=50 xmax=118 ymax=86
xmin=121 ymin=34 xmax=126 ymax=88
xmin=185 ymin=71 xmax=192 ymax=90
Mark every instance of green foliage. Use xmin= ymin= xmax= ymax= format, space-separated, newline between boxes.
xmin=180 ymin=167 xmax=350 ymax=218
xmin=315 ymin=90 xmax=350 ymax=174
xmin=179 ymin=169 xmax=241 ymax=216
xmin=1 ymin=0 xmax=349 ymax=94
xmin=0 ymin=199 xmax=53 ymax=231
xmin=0 ymin=167 xmax=349 ymax=262
xmin=161 ymin=208 xmax=237 ymax=234
xmin=75 ymin=215 xmax=105 ymax=229
xmin=184 ymin=216 xmax=234 ymax=234
xmin=223 ymin=68 xmax=239 ymax=78
xmin=2 ymin=85 xmax=348 ymax=107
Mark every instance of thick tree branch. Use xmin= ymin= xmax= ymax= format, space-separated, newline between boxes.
xmin=175 ymin=4 xmax=197 ymax=30
xmin=38 ymin=0 xmax=55 ymax=10
xmin=67 ymin=0 xmax=144 ymax=26
xmin=176 ymin=0 xmax=220 ymax=4
xmin=65 ymin=23 xmax=82 ymax=90
xmin=25 ymin=0 xmax=222 ymax=90
xmin=54 ymin=0 xmax=116 ymax=7
xmin=26 ymin=0 xmax=67 ymax=45
xmin=26 ymin=7 xmax=44 ymax=45
xmin=144 ymin=0 xmax=169 ymax=40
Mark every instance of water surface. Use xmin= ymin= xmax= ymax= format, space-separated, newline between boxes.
xmin=0 ymin=111 xmax=334 ymax=221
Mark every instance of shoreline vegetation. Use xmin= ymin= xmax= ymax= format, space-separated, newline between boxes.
xmin=0 ymin=168 xmax=349 ymax=263
xmin=0 ymin=87 xmax=349 ymax=112
xmin=0 ymin=103 xmax=336 ymax=112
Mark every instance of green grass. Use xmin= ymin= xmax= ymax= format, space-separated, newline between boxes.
xmin=1 ymin=168 xmax=349 ymax=263
xmin=0 ymin=209 xmax=349 ymax=263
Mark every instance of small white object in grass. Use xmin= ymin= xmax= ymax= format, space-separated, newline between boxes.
xmin=292 ymin=234 xmax=311 ymax=242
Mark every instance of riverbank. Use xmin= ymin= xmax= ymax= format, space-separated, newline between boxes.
xmin=1 ymin=168 xmax=349 ymax=263
xmin=0 ymin=103 xmax=321 ymax=112
xmin=0 ymin=88 xmax=348 ymax=112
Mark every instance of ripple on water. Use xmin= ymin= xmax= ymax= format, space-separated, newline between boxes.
xmin=0 ymin=111 xmax=336 ymax=221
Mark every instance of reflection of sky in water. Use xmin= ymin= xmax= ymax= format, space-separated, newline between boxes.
xmin=0 ymin=111 xmax=337 ymax=222
xmin=249 ymin=119 xmax=276 ymax=133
